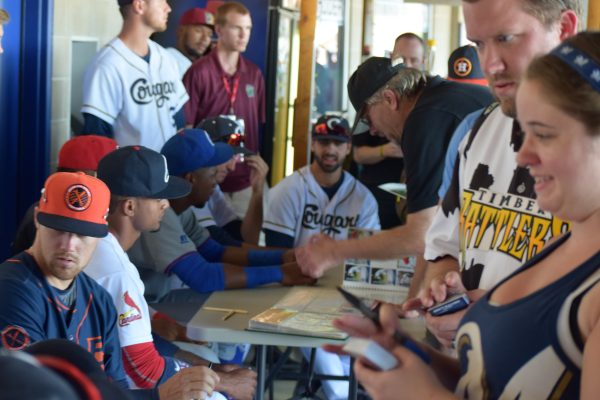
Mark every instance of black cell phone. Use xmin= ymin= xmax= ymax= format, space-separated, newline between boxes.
xmin=428 ymin=293 xmax=470 ymax=317
xmin=336 ymin=287 xmax=431 ymax=364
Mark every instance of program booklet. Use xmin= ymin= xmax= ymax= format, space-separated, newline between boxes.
xmin=342 ymin=228 xmax=416 ymax=305
xmin=247 ymin=287 xmax=360 ymax=340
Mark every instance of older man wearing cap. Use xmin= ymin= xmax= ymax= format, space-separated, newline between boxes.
xmin=167 ymin=8 xmax=215 ymax=77
xmin=87 ymin=146 xmax=254 ymax=399
xmin=0 ymin=172 xmax=225 ymax=400
xmin=297 ymin=57 xmax=494 ymax=297
xmin=81 ymin=0 xmax=187 ymax=151
xmin=194 ymin=116 xmax=268 ymax=246
xmin=11 ymin=135 xmax=118 ymax=254
xmin=127 ymin=129 xmax=314 ymax=304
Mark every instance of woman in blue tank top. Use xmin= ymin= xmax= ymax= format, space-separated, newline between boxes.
xmin=325 ymin=31 xmax=600 ymax=400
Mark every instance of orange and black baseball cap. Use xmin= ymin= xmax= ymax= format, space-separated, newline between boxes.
xmin=447 ymin=45 xmax=488 ymax=86
xmin=37 ymin=172 xmax=110 ymax=238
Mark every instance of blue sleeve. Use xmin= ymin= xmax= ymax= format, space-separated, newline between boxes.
xmin=173 ymin=107 xmax=186 ymax=130
xmin=0 ymin=277 xmax=48 ymax=346
xmin=264 ymin=229 xmax=295 ymax=248
xmin=170 ymin=252 xmax=226 ymax=292
xmin=222 ymin=220 xmax=243 ymax=242
xmin=438 ymin=109 xmax=483 ymax=199
xmin=247 ymin=249 xmax=285 ymax=266
xmin=207 ymin=225 xmax=243 ymax=247
xmin=128 ymin=389 xmax=160 ymax=399
xmin=80 ymin=112 xmax=114 ymax=137
xmin=102 ymin=294 xmax=130 ymax=389
xmin=197 ymin=238 xmax=227 ymax=262
xmin=152 ymin=333 xmax=179 ymax=357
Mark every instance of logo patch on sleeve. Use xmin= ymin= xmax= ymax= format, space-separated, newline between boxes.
xmin=118 ymin=291 xmax=143 ymax=327
xmin=1 ymin=325 xmax=30 ymax=350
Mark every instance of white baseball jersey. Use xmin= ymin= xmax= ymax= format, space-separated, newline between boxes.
xmin=82 ymin=38 xmax=189 ymax=151
xmin=193 ymin=186 xmax=239 ymax=228
xmin=85 ymin=233 xmax=153 ymax=349
xmin=166 ymin=47 xmax=192 ymax=78
xmin=264 ymin=166 xmax=380 ymax=247
xmin=425 ymin=106 xmax=569 ymax=290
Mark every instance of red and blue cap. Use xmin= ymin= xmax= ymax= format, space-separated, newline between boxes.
xmin=180 ymin=8 xmax=215 ymax=28
xmin=37 ymin=172 xmax=110 ymax=238
xmin=161 ymin=128 xmax=234 ymax=176
xmin=312 ymin=115 xmax=351 ymax=142
xmin=97 ymin=146 xmax=191 ymax=199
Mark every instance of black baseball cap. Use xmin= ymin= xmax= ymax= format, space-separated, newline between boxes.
xmin=117 ymin=0 xmax=133 ymax=5
xmin=196 ymin=116 xmax=254 ymax=156
xmin=447 ymin=45 xmax=488 ymax=86
xmin=312 ymin=115 xmax=351 ymax=142
xmin=97 ymin=146 xmax=191 ymax=199
xmin=347 ymin=57 xmax=405 ymax=134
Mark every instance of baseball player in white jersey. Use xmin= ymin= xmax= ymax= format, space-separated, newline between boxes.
xmin=263 ymin=115 xmax=380 ymax=400
xmin=87 ymin=145 xmax=256 ymax=398
xmin=264 ymin=115 xmax=380 ymax=248
xmin=81 ymin=0 xmax=188 ymax=151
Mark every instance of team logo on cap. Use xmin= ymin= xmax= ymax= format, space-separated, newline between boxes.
xmin=205 ymin=12 xmax=215 ymax=25
xmin=326 ymin=117 xmax=343 ymax=130
xmin=64 ymin=184 xmax=92 ymax=212
xmin=453 ymin=57 xmax=472 ymax=78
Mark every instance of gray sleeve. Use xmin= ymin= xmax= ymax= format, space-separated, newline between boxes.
xmin=128 ymin=208 xmax=208 ymax=274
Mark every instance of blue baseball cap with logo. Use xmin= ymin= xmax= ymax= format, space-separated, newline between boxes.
xmin=161 ymin=128 xmax=234 ymax=176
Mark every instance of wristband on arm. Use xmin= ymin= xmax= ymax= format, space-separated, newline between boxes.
xmin=244 ymin=266 xmax=283 ymax=288
xmin=247 ymin=249 xmax=285 ymax=266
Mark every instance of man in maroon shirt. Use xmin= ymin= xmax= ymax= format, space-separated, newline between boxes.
xmin=183 ymin=1 xmax=265 ymax=217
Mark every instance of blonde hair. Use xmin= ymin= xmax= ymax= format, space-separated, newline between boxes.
xmin=462 ymin=0 xmax=581 ymax=28
xmin=0 ymin=8 xmax=9 ymax=24
xmin=216 ymin=1 xmax=249 ymax=26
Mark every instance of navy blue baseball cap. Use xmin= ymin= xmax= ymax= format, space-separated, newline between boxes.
xmin=161 ymin=128 xmax=235 ymax=176
xmin=197 ymin=116 xmax=254 ymax=156
xmin=97 ymin=146 xmax=191 ymax=199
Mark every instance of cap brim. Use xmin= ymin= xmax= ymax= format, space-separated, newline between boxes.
xmin=448 ymin=77 xmax=489 ymax=87
xmin=205 ymin=142 xmax=235 ymax=167
xmin=232 ymin=146 xmax=255 ymax=156
xmin=149 ymin=175 xmax=192 ymax=199
xmin=350 ymin=103 xmax=370 ymax=135
xmin=37 ymin=212 xmax=108 ymax=238
xmin=312 ymin=134 xmax=350 ymax=143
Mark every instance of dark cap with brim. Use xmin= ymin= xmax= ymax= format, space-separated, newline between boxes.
xmin=348 ymin=57 xmax=406 ymax=134
xmin=26 ymin=339 xmax=133 ymax=399
xmin=37 ymin=172 xmax=110 ymax=238
xmin=197 ymin=116 xmax=256 ymax=156
xmin=312 ymin=115 xmax=351 ymax=142
xmin=37 ymin=213 xmax=108 ymax=238
xmin=97 ymin=146 xmax=192 ymax=200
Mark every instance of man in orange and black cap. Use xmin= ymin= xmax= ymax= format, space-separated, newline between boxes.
xmin=167 ymin=8 xmax=215 ymax=77
xmin=11 ymin=135 xmax=118 ymax=254
xmin=0 ymin=172 xmax=224 ymax=400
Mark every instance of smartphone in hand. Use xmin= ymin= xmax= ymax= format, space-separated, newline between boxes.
xmin=428 ymin=293 xmax=470 ymax=317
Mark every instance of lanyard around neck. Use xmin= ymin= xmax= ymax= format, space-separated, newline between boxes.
xmin=222 ymin=75 xmax=240 ymax=115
